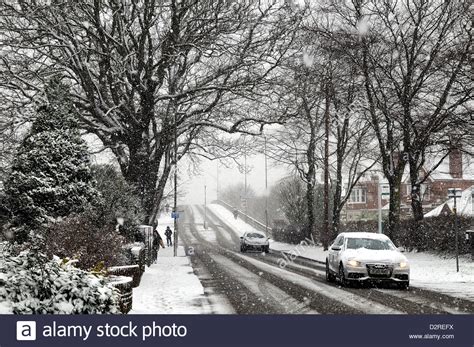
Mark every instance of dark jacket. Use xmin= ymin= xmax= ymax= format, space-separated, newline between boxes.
xmin=165 ymin=228 xmax=172 ymax=238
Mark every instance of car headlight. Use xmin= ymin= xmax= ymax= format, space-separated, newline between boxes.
xmin=399 ymin=261 xmax=408 ymax=268
xmin=348 ymin=259 xmax=361 ymax=267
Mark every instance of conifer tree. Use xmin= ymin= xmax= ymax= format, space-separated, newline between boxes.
xmin=6 ymin=78 xmax=99 ymax=242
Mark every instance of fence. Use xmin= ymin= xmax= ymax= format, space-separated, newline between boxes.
xmin=212 ymin=199 xmax=273 ymax=237
xmin=137 ymin=225 xmax=154 ymax=266
xmin=107 ymin=276 xmax=133 ymax=313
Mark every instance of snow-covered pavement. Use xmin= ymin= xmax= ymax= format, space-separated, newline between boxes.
xmin=130 ymin=245 xmax=211 ymax=314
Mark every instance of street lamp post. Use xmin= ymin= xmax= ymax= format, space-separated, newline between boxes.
xmin=204 ymin=184 xmax=207 ymax=229
xmin=264 ymin=136 xmax=268 ymax=237
xmin=244 ymin=150 xmax=248 ymax=224
xmin=173 ymin=111 xmax=178 ymax=257
xmin=378 ymin=182 xmax=382 ymax=234
xmin=448 ymin=188 xmax=462 ymax=272
xmin=378 ymin=182 xmax=389 ymax=234
xmin=216 ymin=162 xmax=219 ymax=201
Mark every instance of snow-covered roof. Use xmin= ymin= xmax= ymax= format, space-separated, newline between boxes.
xmin=424 ymin=153 xmax=474 ymax=181
xmin=351 ymin=152 xmax=474 ymax=185
xmin=424 ymin=185 xmax=474 ymax=217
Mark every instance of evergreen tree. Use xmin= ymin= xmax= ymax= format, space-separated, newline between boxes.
xmin=5 ymin=78 xmax=99 ymax=242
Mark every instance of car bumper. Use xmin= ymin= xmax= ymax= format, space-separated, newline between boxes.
xmin=344 ymin=265 xmax=409 ymax=282
xmin=243 ymin=242 xmax=269 ymax=249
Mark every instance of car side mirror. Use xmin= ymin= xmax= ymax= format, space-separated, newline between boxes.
xmin=240 ymin=236 xmax=243 ymax=239
xmin=331 ymin=246 xmax=341 ymax=251
xmin=397 ymin=247 xmax=405 ymax=253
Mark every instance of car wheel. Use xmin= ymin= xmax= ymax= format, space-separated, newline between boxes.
xmin=326 ymin=260 xmax=335 ymax=283
xmin=264 ymin=246 xmax=270 ymax=253
xmin=339 ymin=263 xmax=348 ymax=287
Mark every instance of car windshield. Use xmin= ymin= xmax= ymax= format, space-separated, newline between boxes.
xmin=346 ymin=237 xmax=395 ymax=250
xmin=246 ymin=233 xmax=265 ymax=238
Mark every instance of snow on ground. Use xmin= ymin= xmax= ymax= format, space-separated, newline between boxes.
xmin=190 ymin=205 xmax=217 ymax=243
xmin=208 ymin=204 xmax=259 ymax=238
xmin=130 ymin=245 xmax=212 ymax=314
xmin=407 ymin=252 xmax=474 ymax=300
xmin=270 ymin=240 xmax=328 ymax=264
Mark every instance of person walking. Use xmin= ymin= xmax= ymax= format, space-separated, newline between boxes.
xmin=165 ymin=226 xmax=173 ymax=247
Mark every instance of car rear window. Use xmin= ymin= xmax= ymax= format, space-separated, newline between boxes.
xmin=346 ymin=238 xmax=395 ymax=250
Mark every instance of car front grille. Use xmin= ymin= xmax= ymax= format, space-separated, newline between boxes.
xmin=366 ymin=264 xmax=393 ymax=278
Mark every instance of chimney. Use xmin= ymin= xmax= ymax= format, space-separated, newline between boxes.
xmin=449 ymin=148 xmax=463 ymax=179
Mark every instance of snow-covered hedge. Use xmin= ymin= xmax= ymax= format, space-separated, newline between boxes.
xmin=0 ymin=242 xmax=120 ymax=314
xmin=341 ymin=216 xmax=472 ymax=253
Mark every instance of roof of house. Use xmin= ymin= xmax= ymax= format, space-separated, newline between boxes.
xmin=422 ymin=153 xmax=474 ymax=181
xmin=350 ymin=151 xmax=474 ymax=186
xmin=424 ymin=185 xmax=474 ymax=217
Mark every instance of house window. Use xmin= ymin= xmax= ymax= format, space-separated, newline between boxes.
xmin=349 ymin=188 xmax=367 ymax=203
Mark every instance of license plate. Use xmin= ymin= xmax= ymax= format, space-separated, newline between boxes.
xmin=370 ymin=268 xmax=389 ymax=275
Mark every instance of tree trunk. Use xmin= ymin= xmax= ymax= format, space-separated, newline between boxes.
xmin=122 ymin=130 xmax=169 ymax=224
xmin=322 ymin=87 xmax=330 ymax=250
xmin=331 ymin=145 xmax=344 ymax=242
xmin=410 ymin=183 xmax=424 ymax=221
xmin=387 ymin=179 xmax=402 ymax=240
xmin=331 ymin=206 xmax=341 ymax=240
xmin=306 ymin=180 xmax=315 ymax=241
xmin=408 ymin=155 xmax=425 ymax=222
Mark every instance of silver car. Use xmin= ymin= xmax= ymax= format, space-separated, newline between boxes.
xmin=240 ymin=232 xmax=270 ymax=253
xmin=326 ymin=232 xmax=410 ymax=289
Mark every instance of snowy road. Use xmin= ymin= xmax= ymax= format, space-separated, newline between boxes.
xmin=179 ymin=205 xmax=474 ymax=314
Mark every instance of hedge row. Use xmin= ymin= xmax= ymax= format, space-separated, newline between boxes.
xmin=340 ymin=216 xmax=472 ymax=254
xmin=272 ymin=216 xmax=472 ymax=254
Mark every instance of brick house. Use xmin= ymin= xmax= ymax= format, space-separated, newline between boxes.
xmin=344 ymin=149 xmax=474 ymax=221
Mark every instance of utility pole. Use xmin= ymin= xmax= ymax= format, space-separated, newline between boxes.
xmin=244 ymin=151 xmax=248 ymax=224
xmin=323 ymin=81 xmax=330 ymax=250
xmin=173 ymin=110 xmax=178 ymax=257
xmin=378 ymin=181 xmax=382 ymax=233
xmin=448 ymin=188 xmax=461 ymax=272
xmin=264 ymin=136 xmax=269 ymax=237
xmin=204 ymin=184 xmax=207 ymax=229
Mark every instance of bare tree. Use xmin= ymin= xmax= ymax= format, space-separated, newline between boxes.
xmin=360 ymin=0 xmax=472 ymax=224
xmin=322 ymin=0 xmax=472 ymax=235
xmin=265 ymin=8 xmax=377 ymax=245
xmin=264 ymin=60 xmax=326 ymax=241
xmin=0 ymin=0 xmax=302 ymax=222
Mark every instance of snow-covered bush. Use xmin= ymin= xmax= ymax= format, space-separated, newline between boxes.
xmin=44 ymin=210 xmax=126 ymax=270
xmin=0 ymin=240 xmax=119 ymax=314
xmin=5 ymin=78 xmax=99 ymax=242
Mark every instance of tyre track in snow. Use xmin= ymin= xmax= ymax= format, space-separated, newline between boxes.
xmin=204 ymin=205 xmax=473 ymax=314
xmin=183 ymin=206 xmax=363 ymax=314
xmin=179 ymin=207 xmax=278 ymax=314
